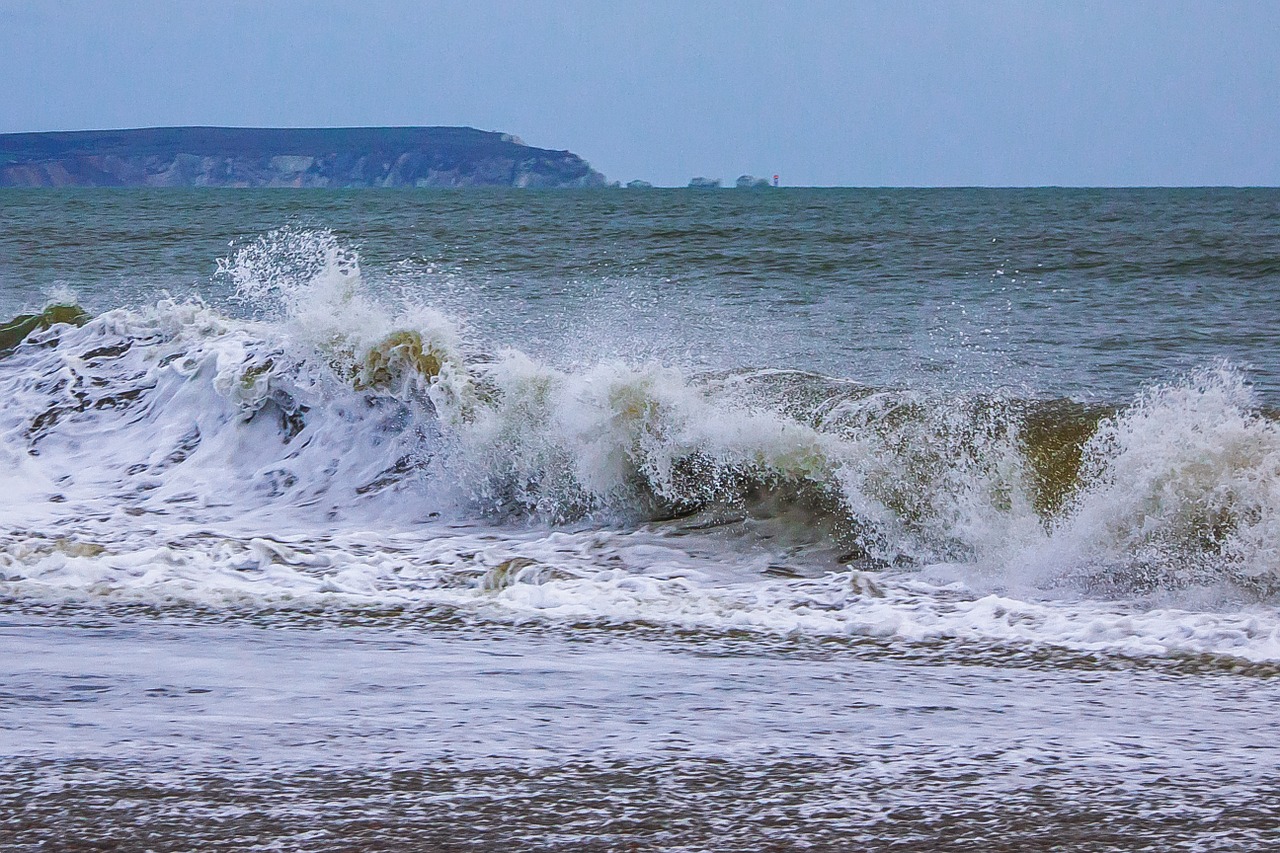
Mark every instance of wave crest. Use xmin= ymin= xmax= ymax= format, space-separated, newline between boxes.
xmin=3 ymin=231 xmax=1279 ymax=603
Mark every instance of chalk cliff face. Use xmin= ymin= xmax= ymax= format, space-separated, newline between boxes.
xmin=0 ymin=126 xmax=609 ymax=188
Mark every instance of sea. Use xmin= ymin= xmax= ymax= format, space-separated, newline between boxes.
xmin=1 ymin=187 xmax=1279 ymax=851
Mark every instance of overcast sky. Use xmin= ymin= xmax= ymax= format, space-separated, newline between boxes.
xmin=1 ymin=0 xmax=1276 ymax=186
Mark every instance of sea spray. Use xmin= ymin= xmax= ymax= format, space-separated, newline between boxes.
xmin=2 ymin=230 xmax=1280 ymax=664
xmin=1028 ymin=365 xmax=1280 ymax=595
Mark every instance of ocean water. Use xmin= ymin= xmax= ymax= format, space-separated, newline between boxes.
xmin=1 ymin=187 xmax=1279 ymax=850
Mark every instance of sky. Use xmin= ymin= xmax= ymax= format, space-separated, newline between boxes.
xmin=1 ymin=0 xmax=1277 ymax=186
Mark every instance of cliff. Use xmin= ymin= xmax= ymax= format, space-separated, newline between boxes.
xmin=0 ymin=126 xmax=609 ymax=188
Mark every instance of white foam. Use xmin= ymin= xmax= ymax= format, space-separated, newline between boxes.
xmin=3 ymin=230 xmax=1280 ymax=664
xmin=1012 ymin=366 xmax=1280 ymax=593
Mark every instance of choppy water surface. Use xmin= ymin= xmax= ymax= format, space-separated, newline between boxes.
xmin=1 ymin=188 xmax=1279 ymax=850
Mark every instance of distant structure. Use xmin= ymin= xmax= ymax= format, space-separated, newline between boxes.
xmin=735 ymin=174 xmax=771 ymax=188
xmin=626 ymin=179 xmax=653 ymax=188
xmin=688 ymin=177 xmax=721 ymax=188
xmin=0 ymin=126 xmax=610 ymax=188
xmin=773 ymin=174 xmax=779 ymax=187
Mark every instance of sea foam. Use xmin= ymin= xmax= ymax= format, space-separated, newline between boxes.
xmin=3 ymin=230 xmax=1280 ymax=664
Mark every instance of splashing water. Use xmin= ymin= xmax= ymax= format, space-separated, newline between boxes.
xmin=1 ymin=229 xmax=1279 ymax=667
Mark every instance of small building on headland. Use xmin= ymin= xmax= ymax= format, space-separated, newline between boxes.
xmin=626 ymin=179 xmax=653 ymax=188
xmin=688 ymin=177 xmax=721 ymax=188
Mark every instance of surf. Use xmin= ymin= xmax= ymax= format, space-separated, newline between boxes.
xmin=1 ymin=229 xmax=1277 ymax=603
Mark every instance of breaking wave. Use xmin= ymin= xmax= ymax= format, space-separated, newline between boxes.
xmin=3 ymin=230 xmax=1280 ymax=662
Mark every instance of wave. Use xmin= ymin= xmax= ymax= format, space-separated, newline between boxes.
xmin=0 ymin=303 xmax=90 ymax=354
xmin=2 ymin=229 xmax=1279 ymax=610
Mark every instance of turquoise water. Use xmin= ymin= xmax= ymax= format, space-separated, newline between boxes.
xmin=2 ymin=188 xmax=1279 ymax=850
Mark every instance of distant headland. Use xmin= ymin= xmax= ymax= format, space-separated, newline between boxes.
xmin=0 ymin=126 xmax=609 ymax=188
